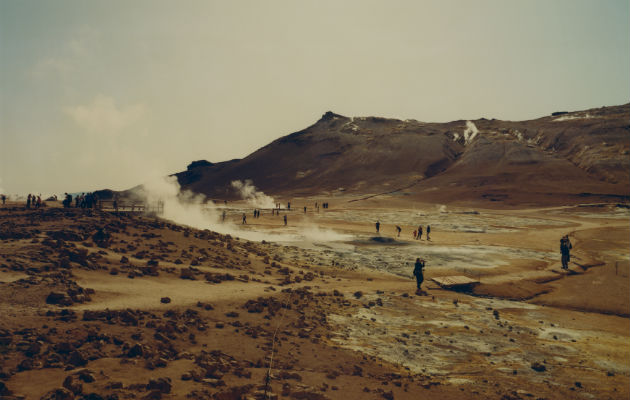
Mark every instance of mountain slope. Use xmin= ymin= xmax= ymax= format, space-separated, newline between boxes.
xmin=173 ymin=104 xmax=629 ymax=205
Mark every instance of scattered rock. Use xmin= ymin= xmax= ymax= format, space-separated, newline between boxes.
xmin=531 ymin=362 xmax=546 ymax=372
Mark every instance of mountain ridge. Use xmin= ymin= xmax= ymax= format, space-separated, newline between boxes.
xmin=128 ymin=103 xmax=630 ymax=206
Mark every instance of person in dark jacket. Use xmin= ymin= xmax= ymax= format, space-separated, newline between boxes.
xmin=413 ymin=258 xmax=425 ymax=291
xmin=560 ymin=235 xmax=572 ymax=270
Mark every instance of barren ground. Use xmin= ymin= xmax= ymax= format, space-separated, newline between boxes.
xmin=0 ymin=198 xmax=628 ymax=400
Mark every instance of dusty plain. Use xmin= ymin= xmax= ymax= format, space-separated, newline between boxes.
xmin=0 ymin=197 xmax=629 ymax=400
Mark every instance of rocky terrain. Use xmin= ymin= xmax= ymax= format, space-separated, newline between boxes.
xmin=163 ymin=104 xmax=629 ymax=206
xmin=1 ymin=199 xmax=628 ymax=399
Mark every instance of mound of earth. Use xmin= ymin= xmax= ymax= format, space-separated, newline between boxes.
xmin=118 ymin=103 xmax=630 ymax=206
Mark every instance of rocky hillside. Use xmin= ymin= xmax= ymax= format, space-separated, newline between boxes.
xmin=174 ymin=104 xmax=629 ymax=205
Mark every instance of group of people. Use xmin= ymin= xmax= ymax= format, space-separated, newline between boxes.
xmin=374 ymin=221 xmax=432 ymax=241
xmin=413 ymin=225 xmax=430 ymax=241
xmin=26 ymin=194 xmax=43 ymax=208
xmin=62 ymin=192 xmax=99 ymax=209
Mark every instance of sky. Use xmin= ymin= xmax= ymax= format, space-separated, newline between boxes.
xmin=1 ymin=0 xmax=629 ymax=195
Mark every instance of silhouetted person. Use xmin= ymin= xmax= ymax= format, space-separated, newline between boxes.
xmin=287 ymin=202 xmax=291 ymax=210
xmin=375 ymin=221 xmax=380 ymax=233
xmin=63 ymin=193 xmax=72 ymax=208
xmin=413 ymin=258 xmax=425 ymax=292
xmin=417 ymin=225 xmax=423 ymax=240
xmin=396 ymin=226 xmax=401 ymax=237
xmin=304 ymin=206 xmax=307 ymax=213
xmin=1 ymin=195 xmax=5 ymax=205
xmin=26 ymin=194 xmax=31 ymax=209
xmin=426 ymin=225 xmax=431 ymax=241
xmin=560 ymin=235 xmax=572 ymax=270
xmin=242 ymin=214 xmax=247 ymax=224
xmin=222 ymin=210 xmax=226 ymax=221
xmin=283 ymin=215 xmax=287 ymax=226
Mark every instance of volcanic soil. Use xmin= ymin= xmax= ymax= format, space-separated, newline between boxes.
xmin=0 ymin=198 xmax=628 ymax=400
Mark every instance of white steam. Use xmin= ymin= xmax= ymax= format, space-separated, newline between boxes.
xmin=230 ymin=180 xmax=275 ymax=209
xmin=142 ymin=176 xmax=218 ymax=229
xmin=463 ymin=121 xmax=479 ymax=145
xmin=140 ymin=176 xmax=350 ymax=244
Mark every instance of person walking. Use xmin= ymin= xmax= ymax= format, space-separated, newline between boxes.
xmin=395 ymin=226 xmax=402 ymax=237
xmin=413 ymin=258 xmax=425 ymax=293
xmin=242 ymin=214 xmax=247 ymax=224
xmin=560 ymin=235 xmax=572 ymax=270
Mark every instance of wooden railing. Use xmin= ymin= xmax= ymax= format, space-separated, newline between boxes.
xmin=98 ymin=200 xmax=164 ymax=215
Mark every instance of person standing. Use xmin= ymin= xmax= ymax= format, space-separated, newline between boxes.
xmin=395 ymin=226 xmax=401 ymax=237
xmin=283 ymin=215 xmax=287 ymax=226
xmin=413 ymin=258 xmax=425 ymax=292
xmin=375 ymin=221 xmax=380 ymax=233
xmin=417 ymin=225 xmax=423 ymax=240
xmin=560 ymin=235 xmax=572 ymax=270
xmin=242 ymin=214 xmax=247 ymax=224
xmin=426 ymin=225 xmax=431 ymax=241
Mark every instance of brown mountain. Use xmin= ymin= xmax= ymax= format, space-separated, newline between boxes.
xmin=173 ymin=104 xmax=629 ymax=205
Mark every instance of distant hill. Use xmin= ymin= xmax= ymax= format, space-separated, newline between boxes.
xmin=136 ymin=104 xmax=630 ymax=206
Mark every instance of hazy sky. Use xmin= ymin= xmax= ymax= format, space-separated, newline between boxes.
xmin=1 ymin=0 xmax=629 ymax=195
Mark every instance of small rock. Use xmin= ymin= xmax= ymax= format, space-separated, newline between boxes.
xmin=530 ymin=362 xmax=546 ymax=372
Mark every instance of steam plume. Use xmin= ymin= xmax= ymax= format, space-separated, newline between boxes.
xmin=463 ymin=121 xmax=479 ymax=145
xmin=230 ymin=180 xmax=275 ymax=209
xmin=139 ymin=176 xmax=350 ymax=244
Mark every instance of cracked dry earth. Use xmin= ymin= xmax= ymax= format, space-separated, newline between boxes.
xmin=0 ymin=203 xmax=628 ymax=400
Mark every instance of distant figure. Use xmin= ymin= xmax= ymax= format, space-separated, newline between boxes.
xmin=36 ymin=195 xmax=42 ymax=208
xmin=26 ymin=194 xmax=32 ymax=208
xmin=63 ymin=193 xmax=72 ymax=208
xmin=253 ymin=210 xmax=257 ymax=218
xmin=417 ymin=225 xmax=423 ymax=240
xmin=413 ymin=230 xmax=417 ymax=239
xmin=222 ymin=210 xmax=226 ymax=222
xmin=426 ymin=225 xmax=431 ymax=241
xmin=114 ymin=199 xmax=119 ymax=213
xmin=283 ymin=215 xmax=287 ymax=226
xmin=560 ymin=235 xmax=572 ymax=270
xmin=375 ymin=221 xmax=380 ymax=233
xmin=304 ymin=206 xmax=307 ymax=213
xmin=413 ymin=258 xmax=425 ymax=292
xmin=395 ymin=225 xmax=401 ymax=237
xmin=242 ymin=214 xmax=247 ymax=224
xmin=287 ymin=202 xmax=291 ymax=210
xmin=1 ymin=194 xmax=5 ymax=205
